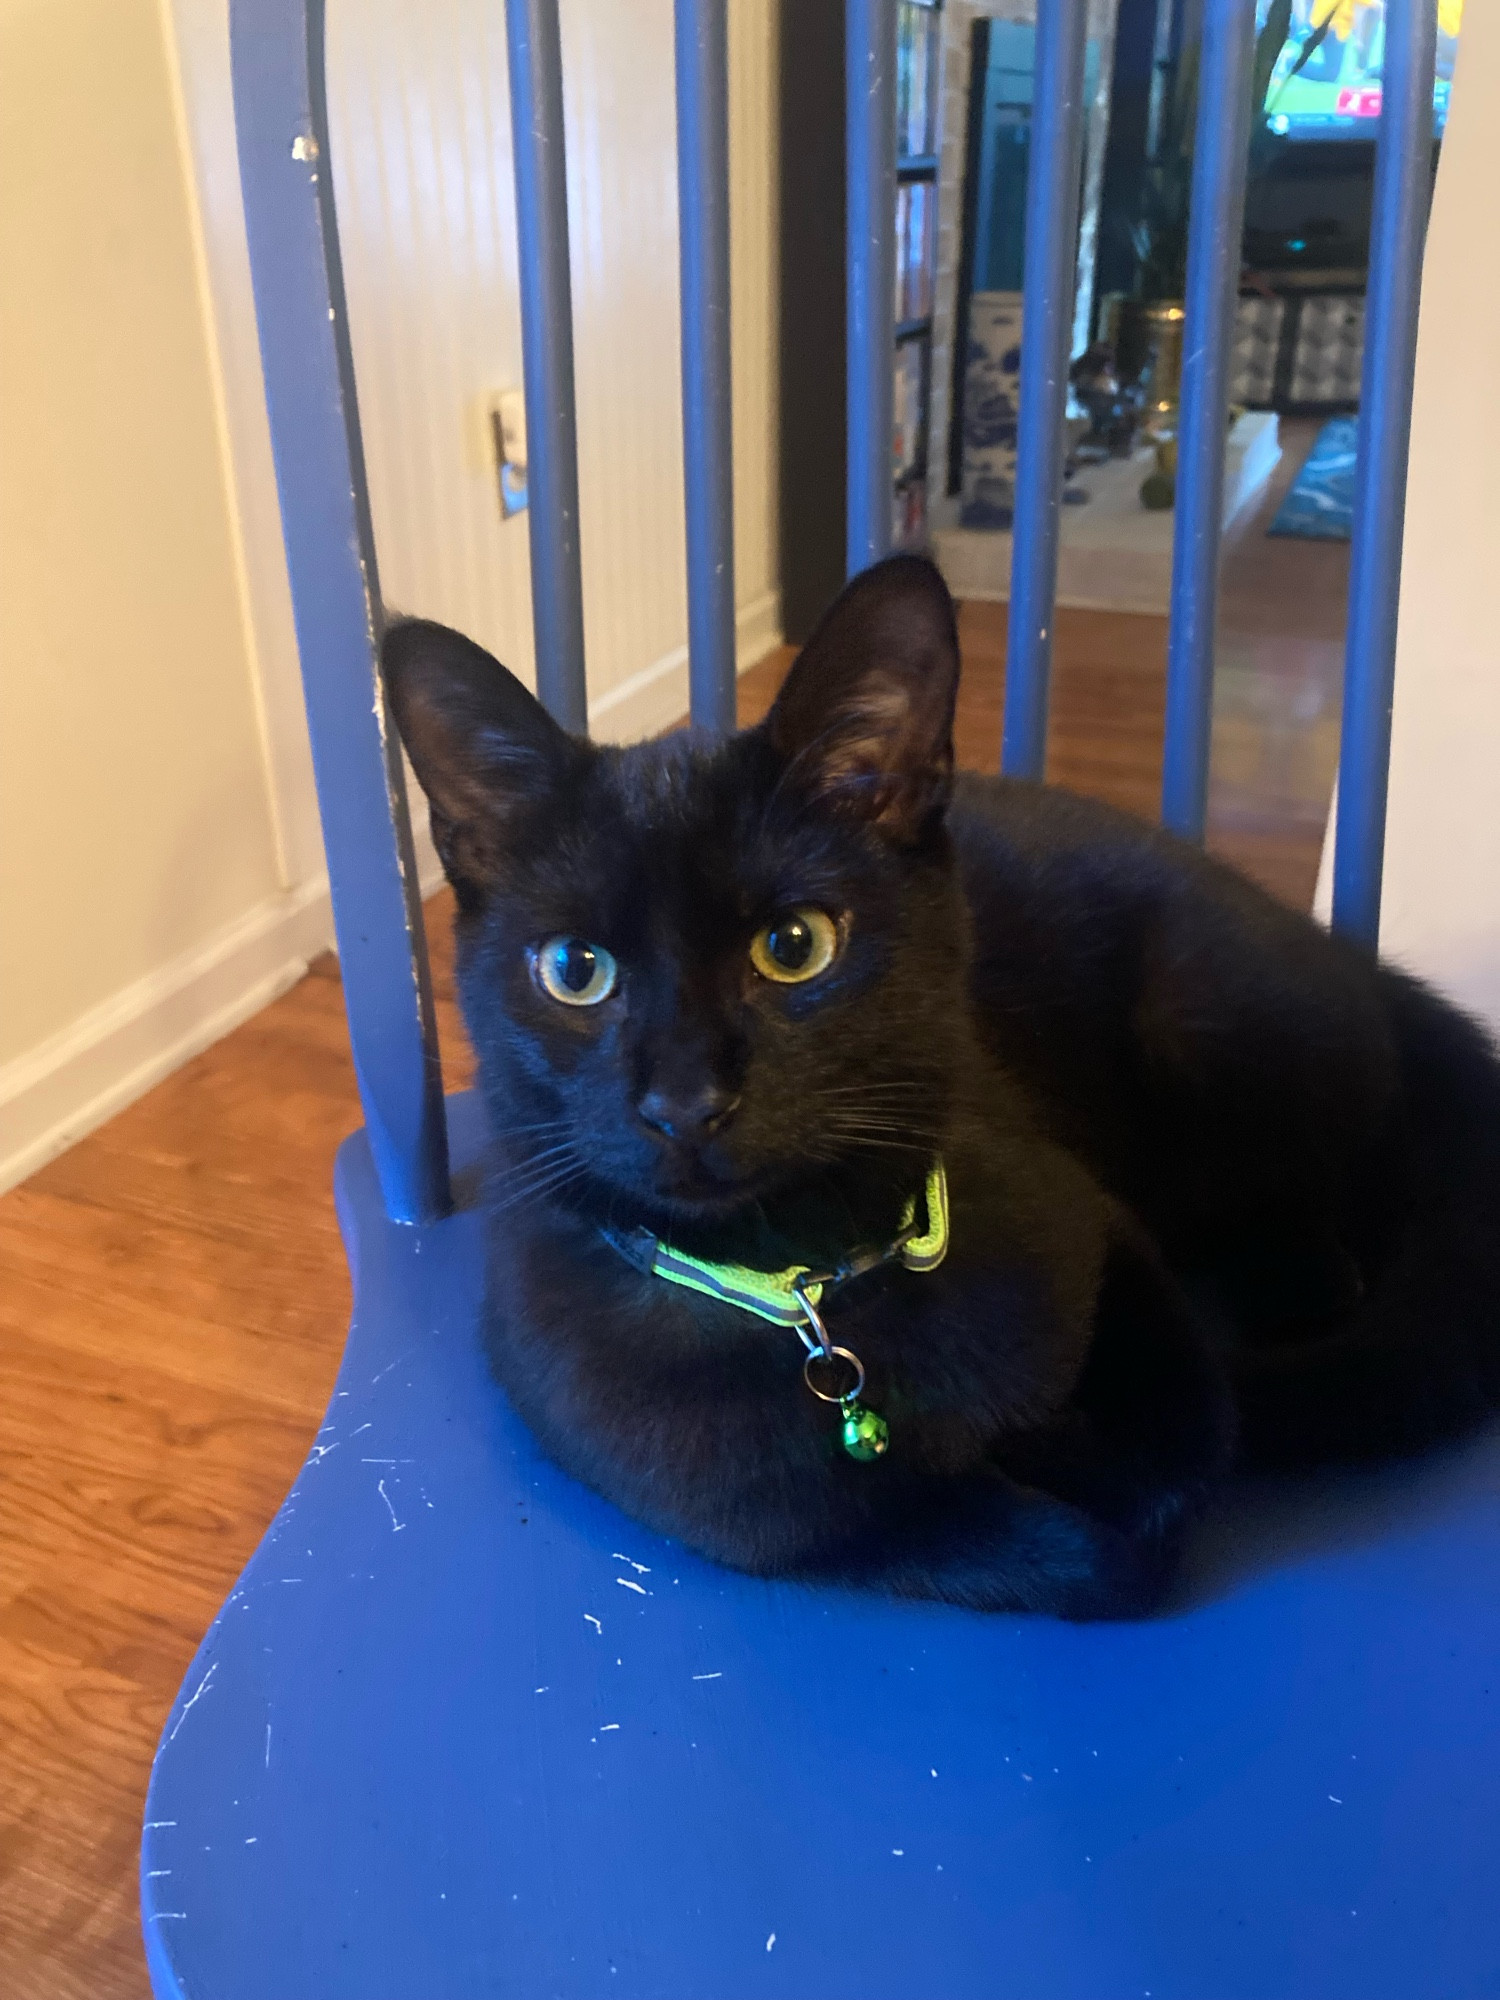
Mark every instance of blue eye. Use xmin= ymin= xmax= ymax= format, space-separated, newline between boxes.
xmin=533 ymin=937 xmax=618 ymax=1007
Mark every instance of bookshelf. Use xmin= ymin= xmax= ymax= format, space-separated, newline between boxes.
xmin=893 ymin=0 xmax=943 ymax=549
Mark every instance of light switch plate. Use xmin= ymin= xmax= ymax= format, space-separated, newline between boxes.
xmin=486 ymin=388 xmax=528 ymax=518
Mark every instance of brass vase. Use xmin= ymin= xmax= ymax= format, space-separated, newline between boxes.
xmin=1136 ymin=301 xmax=1186 ymax=437
xmin=1106 ymin=296 xmax=1187 ymax=438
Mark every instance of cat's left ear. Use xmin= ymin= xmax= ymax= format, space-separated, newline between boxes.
xmin=764 ymin=555 xmax=959 ymax=845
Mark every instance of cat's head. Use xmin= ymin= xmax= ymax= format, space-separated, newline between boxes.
xmin=385 ymin=556 xmax=968 ymax=1224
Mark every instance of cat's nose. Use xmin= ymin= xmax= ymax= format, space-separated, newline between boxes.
xmin=636 ymin=1084 xmax=741 ymax=1142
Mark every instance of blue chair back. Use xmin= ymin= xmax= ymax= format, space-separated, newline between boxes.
xmin=231 ymin=0 xmax=1437 ymax=1213
xmin=140 ymin=16 xmax=1490 ymax=2000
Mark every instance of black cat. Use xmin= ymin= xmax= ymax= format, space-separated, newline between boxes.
xmin=385 ymin=555 xmax=1500 ymax=1619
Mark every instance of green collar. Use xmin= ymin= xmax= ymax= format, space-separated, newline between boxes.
xmin=599 ymin=1161 xmax=949 ymax=1462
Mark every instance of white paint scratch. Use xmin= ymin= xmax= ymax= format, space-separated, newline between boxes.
xmin=600 ymin=1723 xmax=620 ymax=1732
xmin=615 ymin=1578 xmax=647 ymax=1596
xmin=145 ymin=1869 xmax=172 ymax=1879
xmin=892 ymin=1848 xmax=904 ymax=1856
xmin=265 ymin=1724 xmax=272 ymax=1769
xmin=692 ymin=1672 xmax=722 ymax=1682
xmin=377 ymin=1479 xmax=406 ymax=1533
xmin=144 ymin=1821 xmax=177 ymax=1830
xmin=1329 ymin=1795 xmax=1344 ymax=1804
xmin=766 ymin=1933 xmax=776 ymax=1952
xmin=245 ymin=1836 xmax=258 ymax=1845
xmin=534 ymin=1686 xmax=549 ymax=1694
xmin=151 ymin=1911 xmax=189 ymax=1922
xmin=308 ymin=1443 xmax=338 ymax=1463
xmin=584 ymin=1614 xmax=603 ymax=1633
xmin=362 ymin=1457 xmax=414 ymax=1465
xmin=610 ymin=1554 xmax=651 ymax=1574
xmin=168 ymin=1663 xmax=218 ymax=1741
xmin=352 ymin=1422 xmax=371 ymax=1435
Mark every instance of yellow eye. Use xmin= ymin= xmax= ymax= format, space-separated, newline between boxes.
xmin=533 ymin=937 xmax=618 ymax=1006
xmin=749 ymin=907 xmax=840 ymax=985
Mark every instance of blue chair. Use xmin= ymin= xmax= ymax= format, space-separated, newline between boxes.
xmin=143 ymin=3 xmax=1500 ymax=1995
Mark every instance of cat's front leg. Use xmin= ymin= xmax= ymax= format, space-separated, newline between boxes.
xmin=836 ymin=1234 xmax=1234 ymax=1620
xmin=991 ymin=1233 xmax=1235 ymax=1554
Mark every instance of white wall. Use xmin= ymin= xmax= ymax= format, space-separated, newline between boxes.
xmin=0 ymin=0 xmax=783 ymax=1194
xmin=1314 ymin=5 xmax=1500 ymax=1033
xmin=324 ymin=0 xmax=782 ymax=742
xmin=1366 ymin=1 xmax=1500 ymax=1031
xmin=0 ymin=0 xmax=328 ymax=1194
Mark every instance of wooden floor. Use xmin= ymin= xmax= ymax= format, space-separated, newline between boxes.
xmin=0 ymin=427 xmax=1346 ymax=1998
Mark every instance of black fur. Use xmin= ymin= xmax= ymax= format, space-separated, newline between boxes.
xmin=384 ymin=556 xmax=1500 ymax=1619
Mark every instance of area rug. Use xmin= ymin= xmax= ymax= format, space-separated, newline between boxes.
xmin=1268 ymin=414 xmax=1357 ymax=540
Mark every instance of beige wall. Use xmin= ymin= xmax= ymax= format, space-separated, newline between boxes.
xmin=0 ymin=0 xmax=307 ymax=1187
xmin=1371 ymin=2 xmax=1500 ymax=1030
xmin=1314 ymin=4 xmax=1500 ymax=1027
xmin=0 ymin=0 xmax=281 ymax=1063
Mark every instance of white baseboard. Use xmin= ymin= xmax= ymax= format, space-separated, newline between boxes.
xmin=0 ymin=876 xmax=336 ymax=1196
xmin=587 ymin=590 xmax=783 ymax=743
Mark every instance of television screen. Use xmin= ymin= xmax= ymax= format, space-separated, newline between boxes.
xmin=1257 ymin=0 xmax=1463 ymax=140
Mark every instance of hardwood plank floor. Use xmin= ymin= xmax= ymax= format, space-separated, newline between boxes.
xmin=0 ymin=426 xmax=1346 ymax=1997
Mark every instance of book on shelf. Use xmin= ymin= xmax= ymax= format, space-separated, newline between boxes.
xmin=893 ymin=0 xmax=939 ymax=547
xmin=894 ymin=180 xmax=936 ymax=324
xmin=897 ymin=0 xmax=941 ymax=159
xmin=893 ymin=337 xmax=926 ymax=483
xmin=894 ymin=475 xmax=928 ymax=551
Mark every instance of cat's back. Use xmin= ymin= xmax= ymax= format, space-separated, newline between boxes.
xmin=945 ymin=770 xmax=1303 ymax=1004
xmin=945 ymin=773 xmax=1401 ymax=1191
xmin=946 ymin=769 xmax=1374 ymax=988
xmin=949 ymin=771 xmax=1258 ymax=921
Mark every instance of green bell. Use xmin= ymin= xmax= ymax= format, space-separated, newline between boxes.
xmin=841 ymin=1400 xmax=889 ymax=1462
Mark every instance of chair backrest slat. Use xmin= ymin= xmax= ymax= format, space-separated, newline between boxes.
xmin=229 ymin=1 xmax=1441 ymax=1222
xmin=1000 ymin=0 xmax=1089 ymax=779
xmin=675 ymin=0 xmax=739 ymax=731
xmin=229 ymin=0 xmax=449 ymax=1225
xmin=504 ymin=0 xmax=589 ymax=733
xmin=1334 ymin=0 xmax=1438 ymax=946
xmin=1161 ymin=0 xmax=1258 ymax=842
xmin=846 ymin=0 xmax=898 ymax=577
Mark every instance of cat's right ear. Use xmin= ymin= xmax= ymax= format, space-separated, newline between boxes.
xmin=382 ymin=618 xmax=584 ymax=900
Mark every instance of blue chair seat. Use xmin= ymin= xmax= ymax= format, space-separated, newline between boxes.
xmin=143 ymin=1092 xmax=1500 ymax=2000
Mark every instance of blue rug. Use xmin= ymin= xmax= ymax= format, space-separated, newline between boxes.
xmin=1268 ymin=414 xmax=1357 ymax=540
